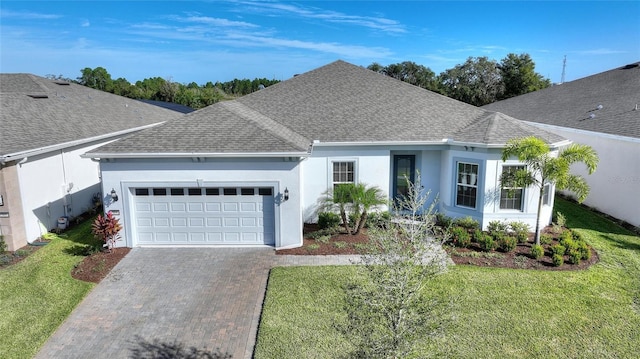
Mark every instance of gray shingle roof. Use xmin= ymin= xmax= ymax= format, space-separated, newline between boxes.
xmin=483 ymin=62 xmax=640 ymax=139
xmin=0 ymin=74 xmax=182 ymax=157
xmin=86 ymin=60 xmax=565 ymax=156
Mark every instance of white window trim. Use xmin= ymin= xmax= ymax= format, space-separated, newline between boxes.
xmin=542 ymin=183 xmax=552 ymax=206
xmin=500 ymin=164 xmax=526 ymax=212
xmin=328 ymin=158 xmax=358 ymax=189
xmin=455 ymin=161 xmax=479 ymax=209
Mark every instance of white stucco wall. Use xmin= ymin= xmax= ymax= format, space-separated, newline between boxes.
xmin=15 ymin=141 xmax=107 ymax=243
xmin=300 ymin=146 xmax=391 ymax=222
xmin=440 ymin=146 xmax=554 ymax=231
xmin=527 ymin=123 xmax=640 ymax=228
xmin=99 ymin=158 xmax=303 ymax=249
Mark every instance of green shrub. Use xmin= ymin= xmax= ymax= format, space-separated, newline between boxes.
xmin=451 ymin=226 xmax=471 ymax=248
xmin=307 ymin=244 xmax=320 ymax=251
xmin=472 ymin=229 xmax=484 ymax=243
xmin=478 ymin=233 xmax=497 ymax=252
xmin=435 ymin=213 xmax=453 ymax=228
xmin=333 ymin=241 xmax=348 ymax=249
xmin=571 ymin=229 xmax=584 ymax=242
xmin=552 ymin=253 xmax=564 ymax=267
xmin=561 ymin=238 xmax=579 ymax=253
xmin=568 ymin=250 xmax=582 ymax=265
xmin=487 ymin=220 xmax=509 ymax=234
xmin=560 ymin=230 xmax=574 ymax=244
xmin=454 ymin=216 xmax=480 ymax=230
xmin=551 ymin=244 xmax=566 ymax=256
xmin=509 ymin=221 xmax=530 ymax=243
xmin=531 ymin=244 xmax=544 ymax=260
xmin=14 ymin=249 xmax=31 ymax=257
xmin=366 ymin=211 xmax=391 ymax=229
xmin=315 ymin=235 xmax=331 ymax=244
xmin=308 ymin=227 xmax=339 ymax=239
xmin=0 ymin=254 xmax=12 ymax=265
xmin=554 ymin=211 xmax=567 ymax=227
xmin=318 ymin=212 xmax=341 ymax=229
xmin=497 ymin=235 xmax=517 ymax=252
xmin=540 ymin=233 xmax=553 ymax=245
xmin=0 ymin=235 xmax=6 ymax=253
xmin=578 ymin=241 xmax=591 ymax=260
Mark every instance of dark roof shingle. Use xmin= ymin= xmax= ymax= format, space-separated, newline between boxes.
xmin=87 ymin=60 xmax=566 ymax=156
xmin=483 ymin=62 xmax=640 ymax=139
xmin=0 ymin=74 xmax=182 ymax=157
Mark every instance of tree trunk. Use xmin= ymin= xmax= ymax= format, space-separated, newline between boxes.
xmin=340 ymin=206 xmax=352 ymax=235
xmin=353 ymin=210 xmax=368 ymax=235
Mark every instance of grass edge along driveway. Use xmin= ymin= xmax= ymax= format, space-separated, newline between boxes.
xmin=255 ymin=197 xmax=640 ymax=358
xmin=0 ymin=220 xmax=97 ymax=359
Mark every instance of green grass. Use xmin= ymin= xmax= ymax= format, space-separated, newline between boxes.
xmin=255 ymin=197 xmax=640 ymax=358
xmin=0 ymin=220 xmax=99 ymax=359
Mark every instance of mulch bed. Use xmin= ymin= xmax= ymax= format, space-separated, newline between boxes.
xmin=277 ymin=224 xmax=599 ymax=271
xmin=71 ymin=248 xmax=131 ymax=283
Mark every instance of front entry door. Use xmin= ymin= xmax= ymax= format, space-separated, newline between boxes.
xmin=393 ymin=155 xmax=415 ymax=203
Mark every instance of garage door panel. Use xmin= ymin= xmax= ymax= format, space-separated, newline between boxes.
xmin=171 ymin=203 xmax=186 ymax=212
xmin=153 ymin=217 xmax=170 ymax=227
xmin=171 ymin=217 xmax=187 ymax=227
xmin=189 ymin=218 xmax=205 ymax=227
xmin=206 ymin=203 xmax=221 ymax=212
xmin=136 ymin=203 xmax=152 ymax=212
xmin=153 ymin=203 xmax=169 ymax=212
xmin=134 ymin=186 xmax=275 ymax=246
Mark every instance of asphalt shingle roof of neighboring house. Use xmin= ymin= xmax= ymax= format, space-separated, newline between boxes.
xmin=0 ymin=73 xmax=182 ymax=158
xmin=483 ymin=62 xmax=640 ymax=139
xmin=87 ymin=60 xmax=565 ymax=157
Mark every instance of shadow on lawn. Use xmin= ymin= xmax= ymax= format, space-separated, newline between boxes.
xmin=129 ymin=336 xmax=232 ymax=359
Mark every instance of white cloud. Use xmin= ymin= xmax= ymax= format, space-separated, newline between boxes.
xmin=573 ymin=48 xmax=627 ymax=55
xmin=81 ymin=19 xmax=90 ymax=27
xmin=0 ymin=9 xmax=62 ymax=20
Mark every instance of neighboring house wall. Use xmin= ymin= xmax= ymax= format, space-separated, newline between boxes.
xmin=0 ymin=165 xmax=27 ymax=251
xmin=526 ymin=122 xmax=640 ymax=228
xmin=3 ymin=140 xmax=112 ymax=250
xmin=99 ymin=158 xmax=303 ymax=249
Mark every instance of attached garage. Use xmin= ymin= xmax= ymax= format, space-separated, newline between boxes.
xmin=132 ymin=186 xmax=275 ymax=246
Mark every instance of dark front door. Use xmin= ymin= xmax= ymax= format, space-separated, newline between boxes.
xmin=393 ymin=155 xmax=415 ymax=203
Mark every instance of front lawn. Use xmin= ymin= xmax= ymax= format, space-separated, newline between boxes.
xmin=0 ymin=220 xmax=99 ymax=359
xmin=255 ymin=197 xmax=640 ymax=358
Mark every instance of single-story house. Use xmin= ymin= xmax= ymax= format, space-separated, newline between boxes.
xmin=0 ymin=74 xmax=182 ymax=251
xmin=85 ymin=60 xmax=569 ymax=249
xmin=484 ymin=62 xmax=640 ymax=229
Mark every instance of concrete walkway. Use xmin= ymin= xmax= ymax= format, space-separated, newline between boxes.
xmin=35 ymin=248 xmax=361 ymax=359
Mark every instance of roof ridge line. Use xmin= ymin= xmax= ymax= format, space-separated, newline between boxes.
xmin=220 ymin=101 xmax=311 ymax=151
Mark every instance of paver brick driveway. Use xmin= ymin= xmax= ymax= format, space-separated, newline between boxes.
xmin=35 ymin=248 xmax=277 ymax=359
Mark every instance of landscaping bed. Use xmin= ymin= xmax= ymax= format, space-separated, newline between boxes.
xmin=71 ymin=247 xmax=130 ymax=283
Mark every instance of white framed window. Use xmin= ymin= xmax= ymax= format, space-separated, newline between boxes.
xmin=456 ymin=162 xmax=479 ymax=208
xmin=500 ymin=165 xmax=525 ymax=210
xmin=542 ymin=183 xmax=552 ymax=206
xmin=332 ymin=161 xmax=355 ymax=189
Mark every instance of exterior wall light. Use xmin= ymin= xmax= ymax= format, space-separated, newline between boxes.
xmin=110 ymin=188 xmax=119 ymax=202
xmin=284 ymin=187 xmax=289 ymax=201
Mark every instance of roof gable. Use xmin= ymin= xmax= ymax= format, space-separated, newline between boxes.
xmin=86 ymin=60 xmax=565 ymax=157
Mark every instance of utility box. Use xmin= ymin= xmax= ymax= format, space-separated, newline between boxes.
xmin=57 ymin=216 xmax=68 ymax=230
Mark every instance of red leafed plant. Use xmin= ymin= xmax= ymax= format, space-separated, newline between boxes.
xmin=91 ymin=211 xmax=122 ymax=251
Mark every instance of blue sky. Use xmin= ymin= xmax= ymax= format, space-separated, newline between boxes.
xmin=1 ymin=1 xmax=638 ymax=84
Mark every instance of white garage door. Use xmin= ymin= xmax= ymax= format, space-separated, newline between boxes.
xmin=133 ymin=186 xmax=275 ymax=246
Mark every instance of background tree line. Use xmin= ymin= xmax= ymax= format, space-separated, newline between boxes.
xmin=368 ymin=53 xmax=550 ymax=106
xmin=53 ymin=52 xmax=548 ymax=110
xmin=56 ymin=67 xmax=280 ymax=110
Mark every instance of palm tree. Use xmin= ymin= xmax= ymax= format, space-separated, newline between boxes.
xmin=322 ymin=183 xmax=387 ymax=235
xmin=501 ymin=136 xmax=599 ymax=245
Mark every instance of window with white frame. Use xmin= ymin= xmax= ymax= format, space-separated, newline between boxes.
xmin=332 ymin=161 xmax=355 ymax=189
xmin=500 ymin=165 xmax=525 ymax=210
xmin=456 ymin=162 xmax=479 ymax=208
xmin=542 ymin=183 xmax=552 ymax=206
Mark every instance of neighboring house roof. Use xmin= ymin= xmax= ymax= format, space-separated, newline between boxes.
xmin=137 ymin=99 xmax=195 ymax=114
xmin=483 ymin=62 xmax=640 ymax=139
xmin=0 ymin=73 xmax=182 ymax=160
xmin=87 ymin=60 xmax=566 ymax=157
